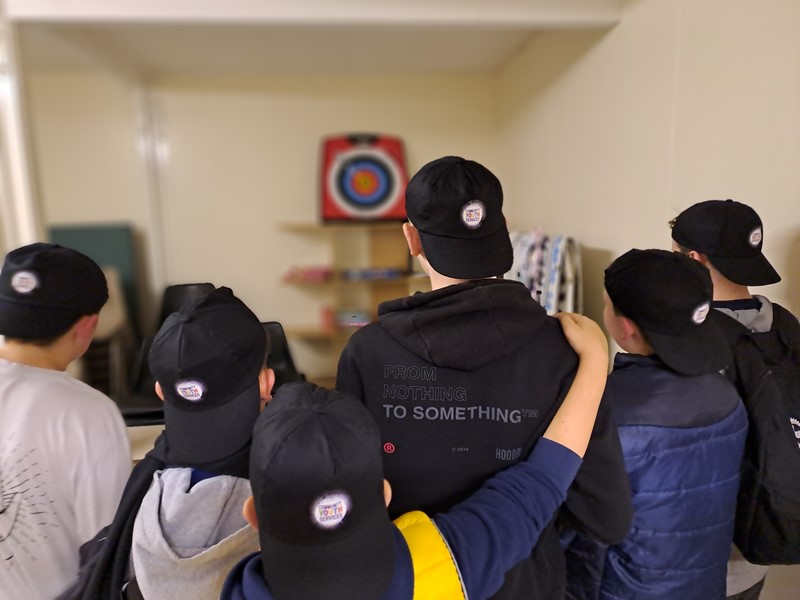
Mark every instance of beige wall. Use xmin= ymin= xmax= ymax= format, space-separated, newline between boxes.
xmin=26 ymin=69 xmax=160 ymax=325
xmin=499 ymin=0 xmax=800 ymax=324
xmin=153 ymin=73 xmax=499 ymax=333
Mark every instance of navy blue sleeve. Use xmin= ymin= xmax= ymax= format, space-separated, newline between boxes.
xmin=433 ymin=438 xmax=582 ymax=600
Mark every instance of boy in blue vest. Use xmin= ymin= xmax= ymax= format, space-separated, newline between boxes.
xmin=565 ymin=249 xmax=748 ymax=600
xmin=222 ymin=312 xmax=610 ymax=600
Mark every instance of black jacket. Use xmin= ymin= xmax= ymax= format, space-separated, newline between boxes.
xmin=337 ymin=279 xmax=632 ymax=599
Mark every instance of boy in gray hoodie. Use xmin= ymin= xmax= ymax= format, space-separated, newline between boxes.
xmin=60 ymin=286 xmax=273 ymax=600
xmin=128 ymin=286 xmax=274 ymax=600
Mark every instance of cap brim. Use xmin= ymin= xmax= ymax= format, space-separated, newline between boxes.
xmin=164 ymin=380 xmax=260 ymax=464
xmin=709 ymin=253 xmax=781 ymax=286
xmin=418 ymin=226 xmax=513 ymax=280
xmin=259 ymin=502 xmax=395 ymax=600
xmin=645 ymin=317 xmax=733 ymax=376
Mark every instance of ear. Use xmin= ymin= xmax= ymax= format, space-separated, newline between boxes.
xmin=259 ymin=367 xmax=275 ymax=401
xmin=383 ymin=479 xmax=392 ymax=508
xmin=617 ymin=315 xmax=639 ymax=342
xmin=242 ymin=495 xmax=259 ymax=531
xmin=154 ymin=381 xmax=165 ymax=402
xmin=74 ymin=314 xmax=99 ymax=342
xmin=686 ymin=250 xmax=709 ymax=265
xmin=402 ymin=222 xmax=423 ymax=257
xmin=259 ymin=368 xmax=276 ymax=411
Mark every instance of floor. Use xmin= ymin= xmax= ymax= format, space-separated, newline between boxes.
xmin=125 ymin=425 xmax=799 ymax=598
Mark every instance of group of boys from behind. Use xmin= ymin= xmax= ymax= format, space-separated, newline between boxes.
xmin=0 ymin=156 xmax=798 ymax=600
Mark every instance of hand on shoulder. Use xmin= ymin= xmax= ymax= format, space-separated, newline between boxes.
xmin=555 ymin=312 xmax=609 ymax=369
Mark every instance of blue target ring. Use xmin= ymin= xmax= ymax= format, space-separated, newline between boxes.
xmin=337 ymin=158 xmax=393 ymax=208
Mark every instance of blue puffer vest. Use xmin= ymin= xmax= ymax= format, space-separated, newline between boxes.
xmin=568 ymin=354 xmax=748 ymax=600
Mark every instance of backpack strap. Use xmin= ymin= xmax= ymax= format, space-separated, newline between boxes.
xmin=707 ymin=310 xmax=750 ymax=388
xmin=771 ymin=303 xmax=800 ymax=355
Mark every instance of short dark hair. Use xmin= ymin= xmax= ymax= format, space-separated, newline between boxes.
xmin=2 ymin=312 xmax=96 ymax=347
xmin=607 ymin=294 xmax=653 ymax=347
xmin=4 ymin=334 xmax=64 ymax=347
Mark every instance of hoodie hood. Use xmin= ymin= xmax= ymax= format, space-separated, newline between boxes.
xmin=131 ymin=468 xmax=260 ymax=600
xmin=378 ymin=279 xmax=550 ymax=370
xmin=714 ymin=294 xmax=774 ymax=333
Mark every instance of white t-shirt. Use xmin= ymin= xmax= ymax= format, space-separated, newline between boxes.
xmin=0 ymin=359 xmax=131 ymax=600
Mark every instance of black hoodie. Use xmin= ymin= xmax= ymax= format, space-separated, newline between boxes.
xmin=337 ymin=279 xmax=632 ymax=599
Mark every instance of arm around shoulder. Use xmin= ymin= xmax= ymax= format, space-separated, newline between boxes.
xmin=431 ymin=313 xmax=609 ymax=599
xmin=544 ymin=313 xmax=609 ymax=458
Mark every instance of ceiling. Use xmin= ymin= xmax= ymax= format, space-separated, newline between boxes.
xmin=13 ymin=2 xmax=619 ymax=78
xmin=18 ymin=22 xmax=553 ymax=78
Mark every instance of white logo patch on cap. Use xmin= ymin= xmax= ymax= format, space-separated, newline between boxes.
xmin=311 ymin=491 xmax=351 ymax=530
xmin=790 ymin=417 xmax=800 ymax=439
xmin=175 ymin=380 xmax=206 ymax=402
xmin=461 ymin=200 xmax=486 ymax=230
xmin=748 ymin=227 xmax=762 ymax=247
xmin=692 ymin=302 xmax=710 ymax=325
xmin=11 ymin=271 xmax=38 ymax=294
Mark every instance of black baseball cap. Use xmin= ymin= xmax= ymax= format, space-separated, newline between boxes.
xmin=149 ymin=286 xmax=267 ymax=465
xmin=671 ymin=199 xmax=780 ymax=286
xmin=405 ymin=156 xmax=513 ymax=279
xmin=605 ymin=249 xmax=732 ymax=376
xmin=250 ymin=382 xmax=395 ymax=600
xmin=0 ymin=243 xmax=108 ymax=340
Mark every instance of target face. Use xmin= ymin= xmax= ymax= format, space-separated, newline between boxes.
xmin=328 ymin=148 xmax=401 ymax=217
xmin=321 ymin=135 xmax=408 ymax=221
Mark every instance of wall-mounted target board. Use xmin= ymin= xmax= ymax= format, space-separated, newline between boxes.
xmin=321 ymin=134 xmax=408 ymax=222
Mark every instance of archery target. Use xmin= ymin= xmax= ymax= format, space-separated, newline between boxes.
xmin=321 ymin=135 xmax=408 ymax=221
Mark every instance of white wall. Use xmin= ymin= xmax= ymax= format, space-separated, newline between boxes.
xmin=499 ymin=0 xmax=800 ymax=324
xmin=26 ymin=69 xmax=160 ymax=326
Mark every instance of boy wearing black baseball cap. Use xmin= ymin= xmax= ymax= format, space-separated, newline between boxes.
xmin=671 ymin=199 xmax=800 ymax=598
xmin=671 ymin=200 xmax=787 ymax=348
xmin=66 ymin=287 xmax=273 ymax=600
xmin=224 ymin=312 xmax=611 ymax=600
xmin=0 ymin=243 xmax=130 ymax=600
xmin=337 ymin=156 xmax=631 ymax=598
xmin=565 ymin=249 xmax=748 ymax=600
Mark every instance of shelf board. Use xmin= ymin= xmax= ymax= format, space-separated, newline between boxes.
xmin=279 ymin=221 xmax=405 ymax=233
xmin=284 ymin=326 xmax=336 ymax=342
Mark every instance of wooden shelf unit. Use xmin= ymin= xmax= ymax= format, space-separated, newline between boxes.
xmin=280 ymin=221 xmax=429 ymax=384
